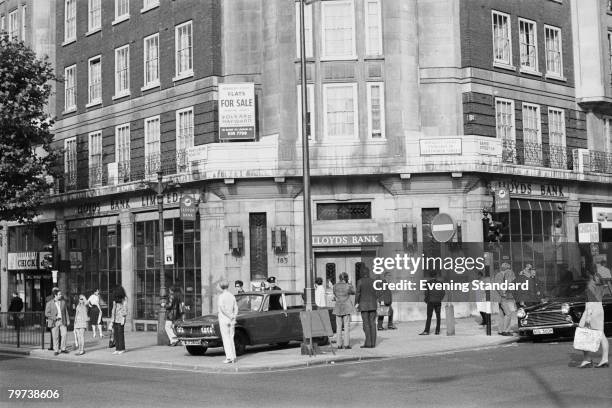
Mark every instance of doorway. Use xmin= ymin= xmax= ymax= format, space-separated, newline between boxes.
xmin=315 ymin=252 xmax=365 ymax=321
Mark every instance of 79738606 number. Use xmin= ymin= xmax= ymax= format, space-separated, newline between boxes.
xmin=3 ymin=388 xmax=63 ymax=401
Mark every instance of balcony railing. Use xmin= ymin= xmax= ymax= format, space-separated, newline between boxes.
xmin=64 ymin=171 xmax=78 ymax=190
xmin=590 ymin=151 xmax=612 ymax=174
xmin=501 ymin=139 xmax=573 ymax=170
xmin=89 ymin=164 xmax=103 ymax=188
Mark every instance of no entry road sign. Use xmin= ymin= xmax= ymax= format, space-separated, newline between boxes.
xmin=431 ymin=213 xmax=456 ymax=243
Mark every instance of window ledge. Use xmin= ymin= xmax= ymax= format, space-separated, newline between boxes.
xmin=62 ymin=107 xmax=77 ymax=115
xmin=112 ymin=92 xmax=131 ymax=101
xmin=320 ymin=56 xmax=359 ymax=62
xmin=86 ymin=100 xmax=102 ymax=108
xmin=493 ymin=62 xmax=516 ymax=72
xmin=520 ymin=68 xmax=542 ymax=77
xmin=364 ymin=55 xmax=385 ymax=61
xmin=173 ymin=71 xmax=194 ymax=82
xmin=140 ymin=3 xmax=159 ymax=14
xmin=85 ymin=27 xmax=101 ymax=37
xmin=61 ymin=38 xmax=76 ymax=47
xmin=545 ymin=73 xmax=566 ymax=82
xmin=111 ymin=15 xmax=130 ymax=26
xmin=141 ymin=82 xmax=161 ymax=92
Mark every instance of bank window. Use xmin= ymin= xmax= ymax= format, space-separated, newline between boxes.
xmin=144 ymin=116 xmax=161 ymax=176
xmin=297 ymin=84 xmax=315 ymax=141
xmin=548 ymin=108 xmax=566 ymax=169
xmin=8 ymin=9 xmax=17 ymax=40
xmin=545 ymin=25 xmax=563 ymax=78
xmin=114 ymin=0 xmax=130 ymax=22
xmin=365 ymin=0 xmax=382 ymax=56
xmin=64 ymin=65 xmax=77 ymax=112
xmin=322 ymin=0 xmax=356 ymax=60
xmin=88 ymin=0 xmax=101 ymax=32
xmin=115 ymin=124 xmax=130 ymax=182
xmin=175 ymin=21 xmax=193 ymax=79
xmin=323 ymin=83 xmax=358 ymax=140
xmin=367 ymin=82 xmax=385 ymax=139
xmin=317 ymin=202 xmax=371 ymax=220
xmin=519 ymin=18 xmax=537 ymax=73
xmin=88 ymin=56 xmax=102 ymax=105
xmin=64 ymin=0 xmax=76 ymax=43
xmin=295 ymin=1 xmax=313 ymax=58
xmin=176 ymin=107 xmax=194 ymax=171
xmin=88 ymin=131 xmax=103 ymax=187
xmin=64 ymin=137 xmax=77 ymax=188
xmin=114 ymin=45 xmax=130 ymax=98
xmin=143 ymin=33 xmax=160 ymax=88
xmin=495 ymin=97 xmax=515 ymax=154
xmin=492 ymin=11 xmax=512 ymax=66
xmin=522 ymin=103 xmax=541 ymax=145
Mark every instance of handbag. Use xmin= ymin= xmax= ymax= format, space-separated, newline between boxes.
xmin=108 ymin=329 xmax=116 ymax=348
xmin=377 ymin=304 xmax=390 ymax=316
xmin=573 ymin=326 xmax=602 ymax=353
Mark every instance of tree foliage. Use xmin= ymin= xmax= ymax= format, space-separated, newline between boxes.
xmin=0 ymin=34 xmax=59 ymax=223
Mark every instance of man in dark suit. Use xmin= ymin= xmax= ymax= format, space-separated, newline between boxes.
xmin=355 ymin=263 xmax=378 ymax=348
xmin=265 ymin=276 xmax=283 ymax=310
xmin=45 ymin=288 xmax=70 ymax=355
xmin=420 ymin=271 xmax=445 ymax=335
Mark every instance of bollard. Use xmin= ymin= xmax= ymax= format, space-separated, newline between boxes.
xmin=445 ymin=303 xmax=455 ymax=336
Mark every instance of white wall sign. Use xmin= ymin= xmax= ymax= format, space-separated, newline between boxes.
xmin=419 ymin=139 xmax=462 ymax=155
xmin=477 ymin=138 xmax=502 ymax=156
xmin=164 ymin=231 xmax=174 ymax=265
xmin=593 ymin=207 xmax=612 ymax=229
xmin=8 ymin=252 xmax=39 ymax=270
xmin=578 ymin=223 xmax=600 ymax=243
xmin=219 ymin=83 xmax=256 ymax=141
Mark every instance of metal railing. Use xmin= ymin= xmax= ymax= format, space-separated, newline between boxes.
xmin=501 ymin=139 xmax=575 ymax=171
xmin=0 ymin=312 xmax=45 ymax=348
xmin=89 ymin=164 xmax=104 ymax=188
xmin=590 ymin=151 xmax=612 ymax=174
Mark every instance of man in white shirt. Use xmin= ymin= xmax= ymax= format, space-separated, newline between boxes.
xmin=217 ymin=280 xmax=238 ymax=363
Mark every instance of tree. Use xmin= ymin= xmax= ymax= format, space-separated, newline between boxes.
xmin=0 ymin=34 xmax=59 ymax=223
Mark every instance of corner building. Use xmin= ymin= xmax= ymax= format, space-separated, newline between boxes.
xmin=1 ymin=0 xmax=611 ymax=327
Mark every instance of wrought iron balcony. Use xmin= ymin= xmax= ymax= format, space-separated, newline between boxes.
xmin=64 ymin=171 xmax=78 ymax=191
xmin=501 ymin=139 xmax=574 ymax=171
xmin=590 ymin=151 xmax=612 ymax=174
xmin=89 ymin=164 xmax=104 ymax=188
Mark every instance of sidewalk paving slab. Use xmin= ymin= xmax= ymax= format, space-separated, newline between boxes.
xmin=9 ymin=318 xmax=518 ymax=373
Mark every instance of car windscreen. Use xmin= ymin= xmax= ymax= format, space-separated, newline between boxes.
xmin=284 ymin=294 xmax=304 ymax=309
xmin=236 ymin=294 xmax=264 ymax=312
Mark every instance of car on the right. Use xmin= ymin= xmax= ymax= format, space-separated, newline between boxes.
xmin=517 ymin=280 xmax=612 ymax=340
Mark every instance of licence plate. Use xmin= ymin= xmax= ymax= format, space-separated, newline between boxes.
xmin=182 ymin=340 xmax=202 ymax=346
xmin=533 ymin=328 xmax=553 ymax=335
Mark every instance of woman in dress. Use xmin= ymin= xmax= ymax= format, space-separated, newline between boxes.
xmin=109 ymin=286 xmax=128 ymax=355
xmin=87 ymin=288 xmax=104 ymax=339
xmin=74 ymin=295 xmax=90 ymax=355
xmin=578 ymin=270 xmax=609 ymax=368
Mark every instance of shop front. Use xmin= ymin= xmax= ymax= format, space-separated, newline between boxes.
xmin=8 ymin=252 xmax=53 ymax=312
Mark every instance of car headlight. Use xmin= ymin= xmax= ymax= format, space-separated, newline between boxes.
xmin=175 ymin=326 xmax=184 ymax=334
xmin=561 ymin=303 xmax=570 ymax=314
xmin=200 ymin=325 xmax=216 ymax=336
xmin=520 ymin=318 xmax=528 ymax=326
xmin=517 ymin=308 xmax=526 ymax=319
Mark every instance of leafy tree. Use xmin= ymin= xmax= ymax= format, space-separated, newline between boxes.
xmin=0 ymin=34 xmax=59 ymax=223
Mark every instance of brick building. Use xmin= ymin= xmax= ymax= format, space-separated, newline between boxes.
xmin=1 ymin=0 xmax=611 ymax=328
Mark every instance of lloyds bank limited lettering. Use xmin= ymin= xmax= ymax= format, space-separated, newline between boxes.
xmin=495 ymin=181 xmax=565 ymax=198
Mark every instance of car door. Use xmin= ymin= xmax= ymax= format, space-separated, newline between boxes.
xmin=284 ymin=294 xmax=306 ymax=341
xmin=246 ymin=294 xmax=290 ymax=344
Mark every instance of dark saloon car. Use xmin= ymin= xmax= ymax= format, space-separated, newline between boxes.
xmin=517 ymin=280 xmax=612 ymax=340
xmin=173 ymin=291 xmax=336 ymax=356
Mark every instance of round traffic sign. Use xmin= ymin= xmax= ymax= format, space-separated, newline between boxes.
xmin=431 ymin=213 xmax=456 ymax=243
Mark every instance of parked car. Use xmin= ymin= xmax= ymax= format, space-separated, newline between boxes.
xmin=517 ymin=280 xmax=612 ymax=340
xmin=173 ymin=291 xmax=336 ymax=356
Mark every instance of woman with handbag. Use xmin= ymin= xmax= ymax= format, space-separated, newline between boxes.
xmin=577 ymin=270 xmax=609 ymax=368
xmin=109 ymin=286 xmax=128 ymax=355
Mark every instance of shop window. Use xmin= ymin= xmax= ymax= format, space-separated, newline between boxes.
xmin=317 ymin=202 xmax=371 ymax=220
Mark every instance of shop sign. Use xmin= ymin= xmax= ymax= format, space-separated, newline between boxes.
xmin=593 ymin=207 xmax=612 ymax=229
xmin=578 ymin=223 xmax=600 ymax=243
xmin=180 ymin=194 xmax=197 ymax=221
xmin=312 ymin=234 xmax=384 ymax=247
xmin=218 ymin=83 xmax=256 ymax=141
xmin=164 ymin=231 xmax=174 ymax=265
xmin=419 ymin=139 xmax=462 ymax=156
xmin=8 ymin=252 xmax=39 ymax=270
xmin=494 ymin=188 xmax=510 ymax=213
xmin=493 ymin=180 xmax=566 ymax=198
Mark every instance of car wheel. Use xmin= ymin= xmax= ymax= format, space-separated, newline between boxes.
xmin=186 ymin=345 xmax=208 ymax=356
xmin=234 ymin=331 xmax=248 ymax=356
xmin=313 ymin=336 xmax=329 ymax=346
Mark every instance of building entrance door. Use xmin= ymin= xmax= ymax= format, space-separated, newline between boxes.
xmin=315 ymin=252 xmax=364 ymax=321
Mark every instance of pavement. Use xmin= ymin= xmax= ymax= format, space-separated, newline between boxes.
xmin=0 ymin=317 xmax=517 ymax=372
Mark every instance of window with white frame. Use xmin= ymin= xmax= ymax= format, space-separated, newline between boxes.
xmin=1 ymin=15 xmax=5 ymax=32
xmin=64 ymin=0 xmax=76 ymax=42
xmin=64 ymin=137 xmax=77 ymax=186
xmin=322 ymin=0 xmax=356 ymax=59
xmin=115 ymin=124 xmax=130 ymax=180
xmin=20 ymin=5 xmax=26 ymax=43
xmin=143 ymin=33 xmax=159 ymax=87
xmin=495 ymin=98 xmax=515 ymax=140
xmin=114 ymin=45 xmax=130 ymax=97
xmin=522 ymin=103 xmax=541 ymax=144
xmin=519 ymin=18 xmax=537 ymax=72
xmin=64 ymin=65 xmax=77 ymax=111
xmin=297 ymin=84 xmax=315 ymax=141
xmin=323 ymin=83 xmax=358 ymax=139
xmin=365 ymin=0 xmax=382 ymax=56
xmin=144 ymin=116 xmax=161 ymax=175
xmin=115 ymin=0 xmax=129 ymax=21
xmin=295 ymin=1 xmax=313 ymax=58
xmin=548 ymin=108 xmax=566 ymax=168
xmin=608 ymin=31 xmax=612 ymax=85
xmin=176 ymin=107 xmax=194 ymax=170
xmin=545 ymin=26 xmax=563 ymax=77
xmin=88 ymin=131 xmax=103 ymax=187
xmin=88 ymin=56 xmax=102 ymax=104
xmin=8 ymin=10 xmax=18 ymax=40
xmin=175 ymin=21 xmax=193 ymax=78
xmin=367 ymin=82 xmax=385 ymax=139
xmin=492 ymin=11 xmax=511 ymax=66
xmin=142 ymin=0 xmax=159 ymax=11
xmin=605 ymin=118 xmax=612 ymax=154
xmin=88 ymin=0 xmax=101 ymax=32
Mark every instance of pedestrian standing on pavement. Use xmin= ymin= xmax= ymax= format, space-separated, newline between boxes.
xmin=164 ymin=287 xmax=180 ymax=346
xmin=420 ymin=271 xmax=445 ymax=335
xmin=45 ymin=287 xmax=60 ymax=350
xmin=333 ymin=272 xmax=355 ymax=349
xmin=577 ymin=270 xmax=609 ymax=368
xmin=74 ymin=294 xmax=89 ymax=355
xmin=494 ymin=263 xmax=516 ymax=336
xmin=109 ymin=286 xmax=128 ymax=355
xmin=514 ymin=264 xmax=542 ymax=308
xmin=315 ymin=277 xmax=326 ymax=308
xmin=355 ymin=263 xmax=378 ymax=348
xmin=45 ymin=288 xmax=70 ymax=355
xmin=217 ymin=279 xmax=238 ymax=364
xmin=377 ymin=278 xmax=396 ymax=331
xmin=87 ymin=288 xmax=104 ymax=339
xmin=8 ymin=291 xmax=24 ymax=331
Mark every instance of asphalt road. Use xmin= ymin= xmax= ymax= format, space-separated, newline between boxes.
xmin=1 ymin=341 xmax=610 ymax=408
